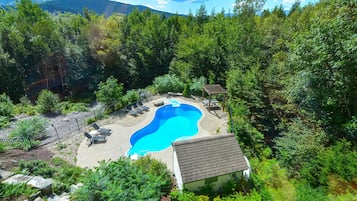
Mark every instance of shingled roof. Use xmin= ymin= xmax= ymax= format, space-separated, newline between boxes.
xmin=173 ymin=134 xmax=248 ymax=183
xmin=202 ymin=84 xmax=227 ymax=95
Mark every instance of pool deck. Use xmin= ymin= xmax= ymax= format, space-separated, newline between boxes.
xmin=76 ymin=96 xmax=228 ymax=171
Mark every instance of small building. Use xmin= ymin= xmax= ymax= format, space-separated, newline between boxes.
xmin=172 ymin=134 xmax=249 ymax=192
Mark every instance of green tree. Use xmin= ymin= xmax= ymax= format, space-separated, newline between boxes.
xmin=36 ymin=90 xmax=60 ymax=114
xmin=95 ymin=77 xmax=124 ymax=110
xmin=234 ymin=0 xmax=266 ymax=17
xmin=288 ymin=0 xmax=357 ymax=140
xmin=274 ymin=119 xmax=327 ymax=176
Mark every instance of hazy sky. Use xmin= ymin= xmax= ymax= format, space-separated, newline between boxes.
xmin=111 ymin=0 xmax=319 ymax=15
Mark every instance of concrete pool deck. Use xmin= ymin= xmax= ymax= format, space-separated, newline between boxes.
xmin=76 ymin=96 xmax=228 ymax=171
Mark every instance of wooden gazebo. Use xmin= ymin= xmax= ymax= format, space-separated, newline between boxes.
xmin=202 ymin=84 xmax=227 ymax=110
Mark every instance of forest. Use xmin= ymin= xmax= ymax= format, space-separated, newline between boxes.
xmin=0 ymin=0 xmax=356 ymax=200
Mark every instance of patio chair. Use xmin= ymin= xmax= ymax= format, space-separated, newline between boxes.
xmin=133 ymin=103 xmax=144 ymax=114
xmin=84 ymin=132 xmax=107 ymax=146
xmin=127 ymin=105 xmax=138 ymax=116
xmin=202 ymin=99 xmax=219 ymax=107
xmin=137 ymin=101 xmax=149 ymax=111
xmin=91 ymin=123 xmax=112 ymax=136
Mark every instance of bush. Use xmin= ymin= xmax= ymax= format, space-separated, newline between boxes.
xmin=301 ymin=140 xmax=357 ymax=187
xmin=132 ymin=156 xmax=172 ymax=194
xmin=0 ymin=116 xmax=9 ymax=128
xmin=86 ymin=117 xmax=96 ymax=125
xmin=36 ymin=90 xmax=60 ymax=114
xmin=182 ymin=84 xmax=191 ymax=98
xmin=52 ymin=157 xmax=83 ymax=193
xmin=17 ymin=160 xmax=55 ymax=178
xmin=123 ymin=90 xmax=140 ymax=105
xmin=9 ymin=117 xmax=48 ymax=151
xmin=95 ymin=77 xmax=124 ymax=110
xmin=170 ymin=189 xmax=197 ymax=201
xmin=14 ymin=95 xmax=37 ymax=116
xmin=0 ymin=93 xmax=14 ymax=128
xmin=0 ymin=93 xmax=14 ymax=118
xmin=0 ymin=142 xmax=6 ymax=153
xmin=92 ymin=104 xmax=106 ymax=120
xmin=190 ymin=77 xmax=206 ymax=95
xmin=58 ymin=101 xmax=89 ymax=114
xmin=0 ymin=183 xmax=39 ymax=200
xmin=153 ymin=74 xmax=184 ymax=94
xmin=72 ymin=157 xmax=172 ymax=201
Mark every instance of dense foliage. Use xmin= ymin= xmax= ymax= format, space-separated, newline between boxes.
xmin=0 ymin=0 xmax=356 ymax=199
xmin=73 ymin=157 xmax=172 ymax=201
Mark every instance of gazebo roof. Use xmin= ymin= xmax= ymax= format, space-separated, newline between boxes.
xmin=203 ymin=84 xmax=227 ymax=95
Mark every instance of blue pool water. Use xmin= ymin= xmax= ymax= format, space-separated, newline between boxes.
xmin=127 ymin=103 xmax=202 ymax=156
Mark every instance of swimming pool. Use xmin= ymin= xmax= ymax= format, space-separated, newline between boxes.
xmin=127 ymin=103 xmax=202 ymax=156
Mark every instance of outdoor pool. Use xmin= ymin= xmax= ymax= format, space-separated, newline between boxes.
xmin=127 ymin=102 xmax=202 ymax=156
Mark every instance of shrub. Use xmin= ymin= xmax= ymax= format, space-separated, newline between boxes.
xmin=52 ymin=157 xmax=83 ymax=193
xmin=95 ymin=77 xmax=124 ymax=110
xmin=0 ymin=93 xmax=14 ymax=118
xmin=0 ymin=93 xmax=14 ymax=128
xmin=301 ymin=140 xmax=357 ymax=187
xmin=0 ymin=183 xmax=39 ymax=200
xmin=58 ymin=101 xmax=89 ymax=114
xmin=86 ymin=117 xmax=96 ymax=125
xmin=170 ymin=189 xmax=197 ymax=201
xmin=0 ymin=141 xmax=6 ymax=153
xmin=36 ymin=90 xmax=60 ymax=114
xmin=182 ymin=84 xmax=191 ymax=98
xmin=73 ymin=157 xmax=172 ymax=201
xmin=132 ymin=156 xmax=172 ymax=194
xmin=14 ymin=95 xmax=37 ymax=116
xmin=190 ymin=76 xmax=206 ymax=95
xmin=123 ymin=90 xmax=140 ymax=105
xmin=9 ymin=117 xmax=48 ymax=151
xmin=0 ymin=116 xmax=9 ymax=129
xmin=153 ymin=74 xmax=184 ymax=94
xmin=92 ymin=104 xmax=106 ymax=120
xmin=17 ymin=160 xmax=55 ymax=178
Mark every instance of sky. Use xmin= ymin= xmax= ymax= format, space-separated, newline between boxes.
xmin=111 ymin=0 xmax=319 ymax=15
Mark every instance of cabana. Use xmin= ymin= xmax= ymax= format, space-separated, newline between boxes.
xmin=202 ymin=84 xmax=227 ymax=110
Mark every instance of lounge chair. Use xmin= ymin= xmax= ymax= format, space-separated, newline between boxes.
xmin=153 ymin=100 xmax=164 ymax=107
xmin=92 ymin=123 xmax=112 ymax=136
xmin=168 ymin=92 xmax=183 ymax=97
xmin=202 ymin=99 xmax=219 ymax=107
xmin=84 ymin=132 xmax=107 ymax=146
xmin=133 ymin=103 xmax=144 ymax=113
xmin=137 ymin=101 xmax=149 ymax=111
xmin=126 ymin=105 xmax=138 ymax=116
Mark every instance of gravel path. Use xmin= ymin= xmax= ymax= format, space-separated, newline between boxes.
xmin=0 ymin=111 xmax=93 ymax=145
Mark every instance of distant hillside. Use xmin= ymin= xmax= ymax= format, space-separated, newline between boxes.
xmin=39 ymin=0 xmax=176 ymax=17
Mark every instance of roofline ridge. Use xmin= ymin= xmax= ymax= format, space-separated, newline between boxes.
xmin=172 ymin=133 xmax=235 ymax=146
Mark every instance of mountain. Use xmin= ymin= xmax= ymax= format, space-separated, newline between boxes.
xmin=1 ymin=0 xmax=176 ymax=17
